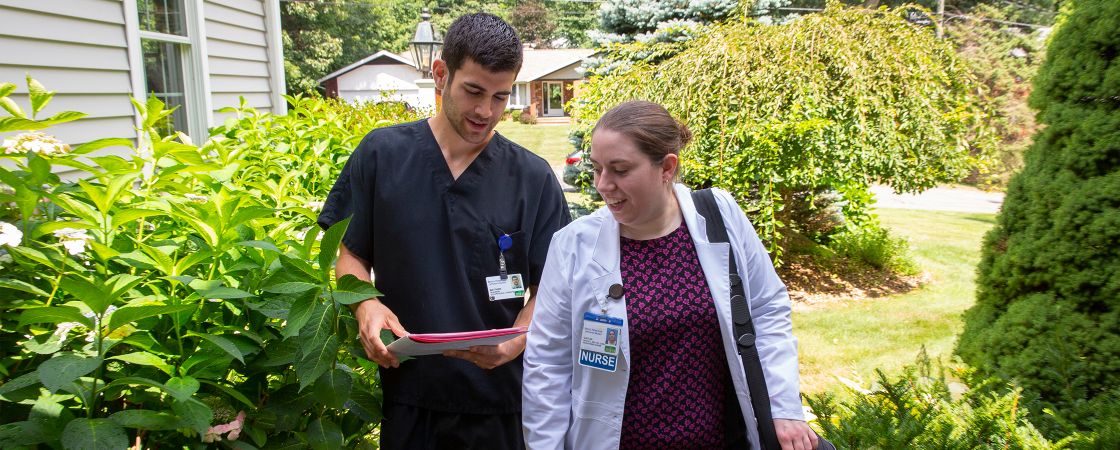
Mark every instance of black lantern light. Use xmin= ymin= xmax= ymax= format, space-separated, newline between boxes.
xmin=409 ymin=9 xmax=442 ymax=78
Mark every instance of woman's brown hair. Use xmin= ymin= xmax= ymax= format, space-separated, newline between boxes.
xmin=592 ymin=101 xmax=692 ymax=170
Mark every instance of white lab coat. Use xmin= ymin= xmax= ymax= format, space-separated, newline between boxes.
xmin=523 ymin=184 xmax=804 ymax=450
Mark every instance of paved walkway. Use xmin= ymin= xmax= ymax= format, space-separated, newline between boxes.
xmin=871 ymin=184 xmax=1004 ymax=214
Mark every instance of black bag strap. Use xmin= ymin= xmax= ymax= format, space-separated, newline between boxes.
xmin=692 ymin=188 xmax=782 ymax=450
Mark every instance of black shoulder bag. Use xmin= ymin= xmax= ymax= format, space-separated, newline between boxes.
xmin=692 ymin=189 xmax=835 ymax=450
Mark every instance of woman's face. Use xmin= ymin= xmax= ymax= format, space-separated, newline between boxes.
xmin=590 ymin=129 xmax=677 ymax=231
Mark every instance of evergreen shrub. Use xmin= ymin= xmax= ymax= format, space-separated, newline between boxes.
xmin=956 ymin=0 xmax=1120 ymax=437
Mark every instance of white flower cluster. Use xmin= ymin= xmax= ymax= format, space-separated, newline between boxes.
xmin=2 ymin=132 xmax=71 ymax=156
xmin=184 ymin=193 xmax=208 ymax=203
xmin=0 ymin=221 xmax=21 ymax=247
xmin=53 ymin=227 xmax=91 ymax=256
xmin=305 ymin=201 xmax=325 ymax=212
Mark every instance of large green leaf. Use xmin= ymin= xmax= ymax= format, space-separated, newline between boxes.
xmin=0 ymin=372 xmax=43 ymax=398
xmin=0 ymin=421 xmax=48 ymax=447
xmin=0 ymin=97 xmax=25 ymax=119
xmin=0 ymin=116 xmax=43 ymax=132
xmin=69 ymin=137 xmax=132 ymax=156
xmin=298 ymin=302 xmax=334 ymax=357
xmin=18 ymin=306 xmax=93 ymax=328
xmin=318 ymin=216 xmax=351 ymax=279
xmin=262 ymin=281 xmax=319 ymax=295
xmin=26 ymin=75 xmax=53 ymax=117
xmin=346 ymin=386 xmax=384 ymax=423
xmin=38 ymin=110 xmax=86 ymax=126
xmin=332 ymin=274 xmax=381 ymax=305
xmin=107 ymin=303 xmax=196 ymax=332
xmin=8 ymin=245 xmax=59 ymax=270
xmin=111 ymin=208 xmax=163 ymax=230
xmin=258 ymin=338 xmax=299 ymax=367
xmin=199 ymin=379 xmax=256 ymax=409
xmin=163 ymin=376 xmax=199 ymax=402
xmin=109 ymin=352 xmax=173 ymax=375
xmin=105 ymin=273 xmax=145 ymax=302
xmin=305 ymin=417 xmax=343 ymax=450
xmin=180 ymin=353 xmax=232 ymax=379
xmin=0 ymin=278 xmax=50 ymax=297
xmin=102 ymin=376 xmax=165 ymax=393
xmin=295 ymin=334 xmax=338 ymax=391
xmin=28 ymin=396 xmax=72 ymax=443
xmin=238 ymin=240 xmax=281 ymax=253
xmin=109 ymin=409 xmax=179 ymax=431
xmin=61 ymin=418 xmax=128 ymax=450
xmin=37 ymin=354 xmax=101 ymax=392
xmin=281 ymin=291 xmax=317 ymax=338
xmin=59 ymin=275 xmax=110 ymax=315
xmin=190 ymin=332 xmax=246 ymax=364
xmin=24 ymin=329 xmax=70 ymax=355
xmin=0 ymin=82 xmax=14 ymax=97
xmin=312 ymin=368 xmax=352 ymax=409
xmin=171 ymin=398 xmax=213 ymax=436
xmin=195 ymin=282 xmax=254 ymax=299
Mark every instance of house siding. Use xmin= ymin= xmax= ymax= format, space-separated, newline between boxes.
xmin=0 ymin=0 xmax=136 ymax=143
xmin=204 ymin=0 xmax=276 ymax=119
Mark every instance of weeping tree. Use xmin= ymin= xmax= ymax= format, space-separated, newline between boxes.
xmin=571 ymin=2 xmax=990 ymax=259
xmin=956 ymin=0 xmax=1120 ymax=440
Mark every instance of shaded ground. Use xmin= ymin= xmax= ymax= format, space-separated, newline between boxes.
xmin=780 ymin=254 xmax=929 ymax=310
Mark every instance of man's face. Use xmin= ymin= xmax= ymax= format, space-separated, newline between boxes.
xmin=434 ymin=58 xmax=517 ymax=145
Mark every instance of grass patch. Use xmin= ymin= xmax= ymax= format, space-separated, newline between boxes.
xmin=495 ymin=120 xmax=573 ymax=167
xmin=795 ymin=209 xmax=996 ymax=396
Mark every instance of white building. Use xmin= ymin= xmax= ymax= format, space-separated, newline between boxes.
xmin=318 ymin=48 xmax=596 ymax=118
xmin=0 ymin=0 xmax=286 ymax=144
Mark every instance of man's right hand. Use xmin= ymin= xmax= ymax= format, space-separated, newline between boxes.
xmin=354 ymin=298 xmax=408 ymax=368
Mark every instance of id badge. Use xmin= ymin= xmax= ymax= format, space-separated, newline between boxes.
xmin=578 ymin=312 xmax=623 ymax=372
xmin=486 ymin=273 xmax=525 ymax=301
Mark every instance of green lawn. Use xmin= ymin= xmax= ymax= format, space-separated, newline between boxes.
xmin=795 ymin=209 xmax=998 ymax=395
xmin=495 ymin=120 xmax=573 ymax=167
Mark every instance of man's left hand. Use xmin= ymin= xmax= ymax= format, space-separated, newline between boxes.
xmin=775 ymin=419 xmax=819 ymax=450
xmin=443 ymin=335 xmax=526 ymax=370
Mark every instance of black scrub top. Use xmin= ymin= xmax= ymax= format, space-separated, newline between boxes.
xmin=317 ymin=119 xmax=571 ymax=414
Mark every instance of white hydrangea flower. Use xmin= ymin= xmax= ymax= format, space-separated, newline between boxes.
xmin=1 ymin=132 xmax=71 ymax=156
xmin=53 ymin=227 xmax=91 ymax=256
xmin=0 ymin=221 xmax=21 ymax=247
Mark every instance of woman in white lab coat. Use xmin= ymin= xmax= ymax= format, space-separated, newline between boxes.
xmin=523 ymin=101 xmax=818 ymax=450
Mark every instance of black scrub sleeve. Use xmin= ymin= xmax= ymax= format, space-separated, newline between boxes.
xmin=317 ymin=142 xmax=376 ymax=264
xmin=526 ymin=170 xmax=572 ymax=287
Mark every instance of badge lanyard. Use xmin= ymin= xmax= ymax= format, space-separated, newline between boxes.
xmin=497 ymin=233 xmax=512 ymax=280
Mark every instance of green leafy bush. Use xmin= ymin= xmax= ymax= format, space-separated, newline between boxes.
xmin=956 ymin=0 xmax=1120 ymax=437
xmin=571 ymin=2 xmax=991 ymax=263
xmin=808 ymin=354 xmax=1075 ymax=449
xmin=0 ymin=78 xmax=419 ymax=447
xmin=828 ymin=225 xmax=919 ymax=276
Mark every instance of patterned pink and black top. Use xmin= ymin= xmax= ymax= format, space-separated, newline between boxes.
xmin=618 ymin=222 xmax=734 ymax=449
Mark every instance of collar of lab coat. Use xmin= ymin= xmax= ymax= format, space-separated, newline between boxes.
xmin=590 ymin=183 xmax=720 ymax=271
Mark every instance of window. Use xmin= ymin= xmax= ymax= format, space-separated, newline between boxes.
xmin=137 ymin=0 xmax=194 ymax=136
xmin=510 ymin=83 xmax=529 ymax=108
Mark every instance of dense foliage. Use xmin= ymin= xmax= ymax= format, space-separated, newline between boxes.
xmin=282 ymin=0 xmax=599 ymax=96
xmin=807 ymin=353 xmax=1116 ymax=449
xmin=0 ymin=78 xmax=419 ymax=448
xmin=282 ymin=0 xmax=421 ymax=96
xmin=956 ymin=0 xmax=1120 ymax=439
xmin=945 ymin=4 xmax=1046 ymax=187
xmin=571 ymin=2 xmax=990 ymax=260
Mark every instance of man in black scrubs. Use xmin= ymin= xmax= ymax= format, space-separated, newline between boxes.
xmin=317 ymin=13 xmax=570 ymax=450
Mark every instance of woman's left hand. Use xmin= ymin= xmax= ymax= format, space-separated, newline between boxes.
xmin=774 ymin=419 xmax=819 ymax=450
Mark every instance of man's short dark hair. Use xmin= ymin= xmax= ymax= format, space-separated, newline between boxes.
xmin=441 ymin=13 xmax=523 ymax=77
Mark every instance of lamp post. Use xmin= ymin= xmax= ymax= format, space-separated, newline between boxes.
xmin=410 ymin=9 xmax=442 ymax=111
